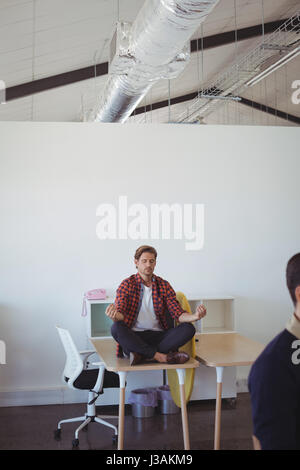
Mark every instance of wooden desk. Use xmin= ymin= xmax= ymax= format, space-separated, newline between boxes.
xmin=90 ymin=337 xmax=199 ymax=450
xmin=195 ymin=332 xmax=264 ymax=450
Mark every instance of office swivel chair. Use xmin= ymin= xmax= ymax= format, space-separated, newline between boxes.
xmin=54 ymin=326 xmax=119 ymax=449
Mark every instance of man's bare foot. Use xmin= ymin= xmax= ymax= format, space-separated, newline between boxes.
xmin=153 ymin=352 xmax=168 ymax=363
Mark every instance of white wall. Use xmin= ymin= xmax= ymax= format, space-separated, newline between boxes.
xmin=0 ymin=121 xmax=299 ymax=405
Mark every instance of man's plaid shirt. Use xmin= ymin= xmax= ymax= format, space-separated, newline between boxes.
xmin=114 ymin=272 xmax=185 ymax=357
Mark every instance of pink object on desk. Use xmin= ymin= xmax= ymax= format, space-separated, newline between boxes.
xmin=82 ymin=289 xmax=107 ymax=316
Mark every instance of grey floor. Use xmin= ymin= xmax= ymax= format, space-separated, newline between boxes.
xmin=0 ymin=393 xmax=253 ymax=450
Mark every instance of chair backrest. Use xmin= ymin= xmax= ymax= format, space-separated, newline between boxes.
xmin=56 ymin=326 xmax=83 ymax=386
xmin=176 ymin=291 xmax=192 ymax=314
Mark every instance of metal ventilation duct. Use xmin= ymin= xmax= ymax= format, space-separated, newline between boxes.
xmin=90 ymin=0 xmax=220 ymax=123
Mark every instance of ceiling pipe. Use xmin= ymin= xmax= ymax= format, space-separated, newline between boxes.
xmin=89 ymin=0 xmax=220 ymax=123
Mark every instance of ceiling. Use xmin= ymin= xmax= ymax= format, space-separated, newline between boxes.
xmin=0 ymin=0 xmax=299 ymax=125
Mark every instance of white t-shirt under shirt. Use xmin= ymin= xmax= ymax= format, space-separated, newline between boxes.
xmin=132 ymin=285 xmax=163 ymax=331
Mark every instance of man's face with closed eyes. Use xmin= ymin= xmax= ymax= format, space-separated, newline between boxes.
xmin=134 ymin=251 xmax=156 ymax=278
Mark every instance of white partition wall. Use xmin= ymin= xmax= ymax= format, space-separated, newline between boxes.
xmin=0 ymin=121 xmax=299 ymax=405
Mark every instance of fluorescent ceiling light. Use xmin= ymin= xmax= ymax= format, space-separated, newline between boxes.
xmin=245 ymin=46 xmax=300 ymax=87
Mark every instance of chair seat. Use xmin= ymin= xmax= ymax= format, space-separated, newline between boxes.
xmin=65 ymin=369 xmax=120 ymax=390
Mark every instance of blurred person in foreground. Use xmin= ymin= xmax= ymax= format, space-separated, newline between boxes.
xmin=248 ymin=253 xmax=300 ymax=450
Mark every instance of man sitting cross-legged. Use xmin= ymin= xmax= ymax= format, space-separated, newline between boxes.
xmin=106 ymin=245 xmax=206 ymax=366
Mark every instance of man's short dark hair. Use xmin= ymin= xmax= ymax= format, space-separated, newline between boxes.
xmin=134 ymin=245 xmax=157 ymax=261
xmin=286 ymin=253 xmax=300 ymax=305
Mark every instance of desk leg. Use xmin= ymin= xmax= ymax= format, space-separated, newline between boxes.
xmin=176 ymin=369 xmax=190 ymax=450
xmin=117 ymin=371 xmax=127 ymax=451
xmin=214 ymin=367 xmax=224 ymax=450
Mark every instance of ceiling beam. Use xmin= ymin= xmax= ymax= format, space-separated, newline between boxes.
xmin=190 ymin=18 xmax=289 ymax=53
xmin=6 ymin=63 xmax=108 ymax=101
xmin=239 ymin=97 xmax=300 ymax=125
xmin=6 ymin=18 xmax=289 ymax=102
xmin=133 ymin=91 xmax=300 ymax=125
xmin=132 ymin=91 xmax=199 ymax=116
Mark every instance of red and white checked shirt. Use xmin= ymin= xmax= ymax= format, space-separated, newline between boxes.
xmin=114 ymin=272 xmax=185 ymax=357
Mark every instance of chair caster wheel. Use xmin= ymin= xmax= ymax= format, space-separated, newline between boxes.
xmin=72 ymin=438 xmax=79 ymax=449
xmin=54 ymin=429 xmax=61 ymax=440
xmin=112 ymin=435 xmax=117 ymax=444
